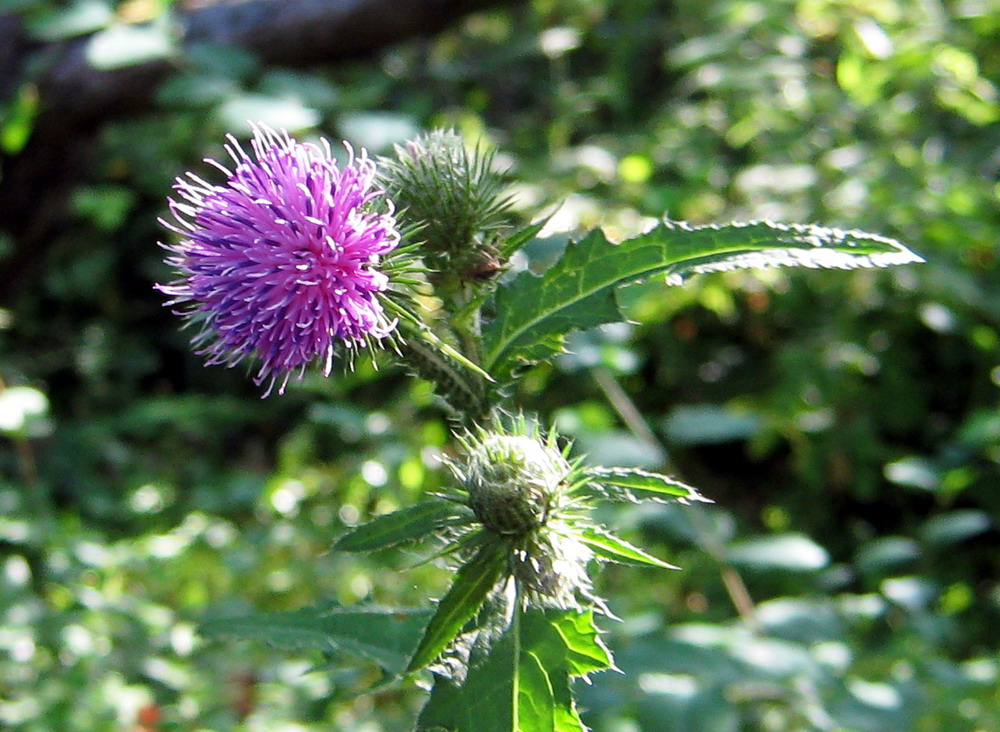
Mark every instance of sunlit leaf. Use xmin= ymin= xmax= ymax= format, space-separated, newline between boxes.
xmin=578 ymin=527 xmax=679 ymax=570
xmin=340 ymin=111 xmax=418 ymax=153
xmin=334 ymin=500 xmax=470 ymax=552
xmin=27 ymin=0 xmax=114 ymax=41
xmin=726 ymin=533 xmax=829 ymax=572
xmin=483 ymin=220 xmax=922 ymax=382
xmin=407 ymin=539 xmax=507 ymax=673
xmin=574 ymin=431 xmax=664 ymax=469
xmin=920 ymin=510 xmax=992 ymax=546
xmin=755 ymin=598 xmax=845 ymax=644
xmin=580 ymin=466 xmax=707 ymax=504
xmin=86 ymin=22 xmax=176 ymax=70
xmin=550 ymin=608 xmax=613 ymax=677
xmin=0 ymin=385 xmax=50 ymax=438
xmin=661 ymin=404 xmax=763 ymax=445
xmin=856 ymin=536 xmax=921 ymax=576
xmin=418 ymin=607 xmax=612 ymax=731
xmin=200 ymin=604 xmax=432 ymax=675
xmin=217 ymin=94 xmax=320 ymax=133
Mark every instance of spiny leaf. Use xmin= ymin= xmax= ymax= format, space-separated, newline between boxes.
xmin=549 ymin=609 xmax=614 ymax=677
xmin=419 ymin=605 xmax=520 ymax=732
xmin=578 ymin=526 xmax=680 ymax=570
xmin=199 ymin=604 xmax=432 ymax=676
xmin=418 ymin=607 xmax=612 ymax=732
xmin=334 ymin=500 xmax=470 ymax=552
xmin=580 ymin=466 xmax=709 ymax=504
xmin=482 ymin=219 xmax=922 ymax=382
xmin=407 ymin=539 xmax=507 ymax=673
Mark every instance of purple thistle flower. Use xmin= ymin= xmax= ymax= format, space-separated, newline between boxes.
xmin=158 ymin=124 xmax=400 ymax=396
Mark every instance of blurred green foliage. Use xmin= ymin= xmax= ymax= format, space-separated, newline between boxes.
xmin=1 ymin=0 xmax=999 ymax=729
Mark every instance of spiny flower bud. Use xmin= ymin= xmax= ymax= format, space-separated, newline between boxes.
xmin=444 ymin=418 xmax=604 ymax=610
xmin=463 ymin=434 xmax=569 ymax=536
xmin=379 ymin=129 xmax=512 ymax=275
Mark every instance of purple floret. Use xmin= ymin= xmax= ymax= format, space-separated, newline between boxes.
xmin=158 ymin=124 xmax=400 ymax=395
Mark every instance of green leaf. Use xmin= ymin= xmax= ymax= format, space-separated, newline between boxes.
xmin=85 ymin=21 xmax=176 ymax=70
xmin=0 ymin=385 xmax=50 ymax=439
xmin=580 ymin=466 xmax=708 ymax=504
xmin=550 ymin=608 xmax=614 ymax=677
xmin=27 ymin=0 xmax=114 ymax=41
xmin=920 ymin=509 xmax=992 ymax=546
xmin=217 ymin=94 xmax=321 ymax=134
xmin=726 ymin=533 xmax=830 ymax=572
xmin=1 ymin=84 xmax=39 ymax=155
xmin=200 ymin=604 xmax=432 ymax=676
xmin=661 ymin=404 xmax=764 ymax=445
xmin=578 ymin=526 xmax=680 ymax=570
xmin=407 ymin=539 xmax=507 ymax=673
xmin=482 ymin=220 xmax=922 ymax=381
xmin=334 ymin=500 xmax=470 ymax=552
xmin=418 ymin=608 xmax=612 ymax=732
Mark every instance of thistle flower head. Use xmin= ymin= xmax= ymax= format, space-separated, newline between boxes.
xmin=157 ymin=123 xmax=400 ymax=395
xmin=337 ymin=414 xmax=698 ymax=669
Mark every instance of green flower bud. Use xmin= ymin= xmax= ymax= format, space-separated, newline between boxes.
xmin=463 ymin=434 xmax=569 ymax=537
xmin=379 ymin=129 xmax=512 ymax=277
xmin=445 ymin=418 xmax=604 ymax=610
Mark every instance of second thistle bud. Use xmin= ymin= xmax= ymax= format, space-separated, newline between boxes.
xmin=444 ymin=420 xmax=602 ymax=609
xmin=463 ymin=434 xmax=569 ymax=537
xmin=379 ymin=129 xmax=512 ymax=280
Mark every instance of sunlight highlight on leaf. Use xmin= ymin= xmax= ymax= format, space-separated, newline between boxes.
xmin=483 ymin=219 xmax=921 ymax=383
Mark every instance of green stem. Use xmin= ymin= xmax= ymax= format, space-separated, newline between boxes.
xmin=511 ymin=586 xmax=523 ymax=730
xmin=455 ymin=284 xmax=485 ymax=366
xmin=401 ymin=338 xmax=489 ymax=421
xmin=382 ymin=293 xmax=494 ymax=421
xmin=383 ymin=297 xmax=493 ymax=384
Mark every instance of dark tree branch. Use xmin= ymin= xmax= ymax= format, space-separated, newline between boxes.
xmin=0 ymin=0 xmax=523 ymax=300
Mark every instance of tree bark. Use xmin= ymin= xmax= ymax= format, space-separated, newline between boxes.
xmin=0 ymin=0 xmax=522 ymax=299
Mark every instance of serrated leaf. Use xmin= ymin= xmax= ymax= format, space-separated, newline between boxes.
xmin=419 ymin=606 xmax=520 ymax=732
xmin=408 ymin=539 xmax=507 ymax=673
xmin=578 ymin=526 xmax=680 ymax=570
xmin=550 ymin=609 xmax=614 ymax=677
xmin=580 ymin=466 xmax=708 ymax=504
xmin=483 ymin=219 xmax=922 ymax=381
xmin=418 ymin=608 xmax=611 ymax=732
xmin=334 ymin=500 xmax=469 ymax=552
xmin=200 ymin=604 xmax=432 ymax=676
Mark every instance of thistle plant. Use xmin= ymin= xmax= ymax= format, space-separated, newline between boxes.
xmin=163 ymin=124 xmax=924 ymax=730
